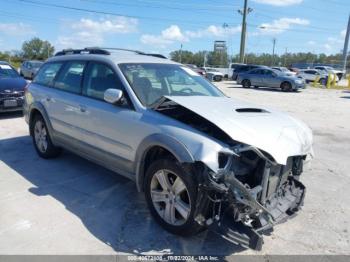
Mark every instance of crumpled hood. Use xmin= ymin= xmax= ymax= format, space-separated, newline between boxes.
xmin=165 ymin=95 xmax=313 ymax=165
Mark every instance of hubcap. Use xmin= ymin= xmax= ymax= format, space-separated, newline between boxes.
xmin=150 ymin=169 xmax=191 ymax=226
xmin=34 ymin=120 xmax=48 ymax=153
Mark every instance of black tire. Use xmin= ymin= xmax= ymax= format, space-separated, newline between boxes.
xmin=242 ymin=79 xmax=251 ymax=88
xmin=31 ymin=114 xmax=61 ymax=159
xmin=254 ymin=86 xmax=259 ymax=89
xmin=144 ymin=159 xmax=203 ymax=236
xmin=281 ymin=81 xmax=292 ymax=92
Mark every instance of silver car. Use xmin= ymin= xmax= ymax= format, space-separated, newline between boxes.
xmin=20 ymin=60 xmax=44 ymax=79
xmin=24 ymin=48 xmax=313 ymax=250
xmin=237 ymin=68 xmax=305 ymax=91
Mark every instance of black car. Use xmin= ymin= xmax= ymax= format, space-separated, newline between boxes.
xmin=0 ymin=61 xmax=27 ymax=112
xmin=232 ymin=64 xmax=267 ymax=80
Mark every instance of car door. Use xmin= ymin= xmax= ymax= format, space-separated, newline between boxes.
xmin=42 ymin=61 xmax=88 ymax=141
xmin=263 ymin=69 xmax=280 ymax=88
xmin=74 ymin=61 xmax=144 ymax=175
xmin=248 ymin=69 xmax=264 ymax=86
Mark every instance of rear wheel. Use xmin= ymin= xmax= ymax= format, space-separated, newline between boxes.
xmin=242 ymin=79 xmax=251 ymax=88
xmin=144 ymin=159 xmax=203 ymax=236
xmin=31 ymin=114 xmax=61 ymax=158
xmin=281 ymin=81 xmax=292 ymax=92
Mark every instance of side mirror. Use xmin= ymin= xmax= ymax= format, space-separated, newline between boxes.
xmin=104 ymin=89 xmax=123 ymax=104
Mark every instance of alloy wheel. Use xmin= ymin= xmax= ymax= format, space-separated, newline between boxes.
xmin=34 ymin=120 xmax=48 ymax=153
xmin=150 ymin=169 xmax=191 ymax=226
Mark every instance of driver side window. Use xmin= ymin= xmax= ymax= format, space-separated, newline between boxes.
xmin=82 ymin=62 xmax=125 ymax=101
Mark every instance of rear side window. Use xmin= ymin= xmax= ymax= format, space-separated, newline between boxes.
xmin=34 ymin=62 xmax=63 ymax=86
xmin=54 ymin=61 xmax=86 ymax=94
xmin=83 ymin=62 xmax=124 ymax=100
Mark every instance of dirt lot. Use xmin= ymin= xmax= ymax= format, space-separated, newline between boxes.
xmin=0 ymin=83 xmax=349 ymax=257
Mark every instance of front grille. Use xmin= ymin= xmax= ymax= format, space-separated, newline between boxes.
xmin=0 ymin=91 xmax=24 ymax=99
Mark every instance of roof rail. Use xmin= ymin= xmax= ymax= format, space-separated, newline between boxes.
xmin=54 ymin=47 xmax=110 ymax=56
xmin=99 ymin=47 xmax=167 ymax=59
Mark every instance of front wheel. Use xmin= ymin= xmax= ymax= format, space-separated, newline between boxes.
xmin=144 ymin=159 xmax=203 ymax=236
xmin=281 ymin=81 xmax=292 ymax=92
xmin=242 ymin=79 xmax=251 ymax=88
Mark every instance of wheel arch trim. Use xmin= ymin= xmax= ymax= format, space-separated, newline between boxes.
xmin=135 ymin=133 xmax=195 ymax=192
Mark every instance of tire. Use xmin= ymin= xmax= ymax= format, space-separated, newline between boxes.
xmin=31 ymin=114 xmax=61 ymax=159
xmin=144 ymin=159 xmax=203 ymax=236
xmin=281 ymin=81 xmax=292 ymax=92
xmin=254 ymin=86 xmax=259 ymax=89
xmin=242 ymin=79 xmax=251 ymax=88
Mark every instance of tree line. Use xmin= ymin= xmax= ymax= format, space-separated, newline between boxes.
xmin=0 ymin=37 xmax=55 ymax=68
xmin=170 ymin=50 xmax=348 ymax=69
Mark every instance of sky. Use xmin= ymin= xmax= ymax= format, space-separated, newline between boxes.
xmin=0 ymin=0 xmax=348 ymax=57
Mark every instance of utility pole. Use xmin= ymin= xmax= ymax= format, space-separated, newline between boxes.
xmin=284 ymin=47 xmax=287 ymax=67
xmin=271 ymin=38 xmax=276 ymax=66
xmin=238 ymin=0 xmax=252 ymax=63
xmin=179 ymin=44 xmax=183 ymax=64
xmin=342 ymin=14 xmax=350 ymax=73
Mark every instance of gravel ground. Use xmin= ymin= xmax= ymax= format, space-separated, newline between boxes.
xmin=0 ymin=83 xmax=349 ymax=258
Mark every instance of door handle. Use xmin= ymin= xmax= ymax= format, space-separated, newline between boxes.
xmin=46 ymin=96 xmax=51 ymax=102
xmin=79 ymin=105 xmax=87 ymax=113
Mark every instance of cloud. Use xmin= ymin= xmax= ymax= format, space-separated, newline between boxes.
xmin=186 ymin=25 xmax=241 ymax=38
xmin=307 ymin=40 xmax=316 ymax=45
xmin=252 ymin=0 xmax=303 ymax=6
xmin=141 ymin=25 xmax=188 ymax=48
xmin=0 ymin=22 xmax=35 ymax=36
xmin=72 ymin=17 xmax=138 ymax=34
xmin=256 ymin=17 xmax=309 ymax=35
xmin=341 ymin=29 xmax=346 ymax=38
xmin=141 ymin=24 xmax=241 ymax=48
xmin=56 ymin=17 xmax=138 ymax=49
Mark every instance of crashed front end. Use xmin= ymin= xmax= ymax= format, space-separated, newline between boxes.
xmin=153 ymin=96 xmax=313 ymax=250
xmin=193 ymin=146 xmax=307 ymax=250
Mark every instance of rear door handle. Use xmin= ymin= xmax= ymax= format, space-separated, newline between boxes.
xmin=79 ymin=105 xmax=87 ymax=113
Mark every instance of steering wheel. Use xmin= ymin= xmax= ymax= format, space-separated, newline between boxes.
xmin=178 ymin=87 xmax=193 ymax=93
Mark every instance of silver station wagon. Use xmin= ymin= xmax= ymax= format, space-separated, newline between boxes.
xmin=24 ymin=48 xmax=313 ymax=250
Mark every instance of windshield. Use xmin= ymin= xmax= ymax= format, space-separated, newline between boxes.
xmin=0 ymin=64 xmax=20 ymax=78
xmin=119 ymin=63 xmax=224 ymax=107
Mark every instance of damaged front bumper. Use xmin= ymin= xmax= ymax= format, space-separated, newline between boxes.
xmin=194 ymin=150 xmax=306 ymax=250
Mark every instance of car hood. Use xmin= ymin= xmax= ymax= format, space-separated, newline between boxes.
xmin=164 ymin=95 xmax=313 ymax=165
xmin=0 ymin=77 xmax=27 ymax=92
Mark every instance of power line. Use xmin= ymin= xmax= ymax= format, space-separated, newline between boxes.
xmin=14 ymin=0 xmax=236 ymax=26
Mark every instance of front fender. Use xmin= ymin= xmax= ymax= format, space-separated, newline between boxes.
xmin=135 ymin=133 xmax=195 ymax=192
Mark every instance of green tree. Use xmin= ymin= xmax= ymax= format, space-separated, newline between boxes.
xmin=22 ymin=37 xmax=55 ymax=60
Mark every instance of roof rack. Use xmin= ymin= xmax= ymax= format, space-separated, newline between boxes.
xmin=54 ymin=47 xmax=167 ymax=59
xmin=99 ymin=47 xmax=167 ymax=59
xmin=54 ymin=48 xmax=110 ymax=56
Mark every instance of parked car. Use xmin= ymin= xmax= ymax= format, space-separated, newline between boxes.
xmin=201 ymin=67 xmax=224 ymax=81
xmin=0 ymin=61 xmax=27 ymax=112
xmin=271 ymin=67 xmax=296 ymax=76
xmin=237 ymin=68 xmax=305 ymax=91
xmin=232 ymin=64 xmax=267 ymax=80
xmin=20 ymin=60 xmax=44 ymax=79
xmin=184 ymin=64 xmax=206 ymax=76
xmin=297 ymin=69 xmax=329 ymax=85
xmin=314 ymin=66 xmax=344 ymax=80
xmin=24 ymin=48 xmax=313 ymax=250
